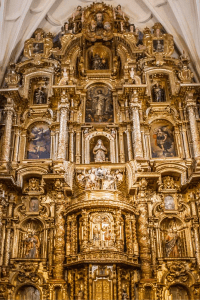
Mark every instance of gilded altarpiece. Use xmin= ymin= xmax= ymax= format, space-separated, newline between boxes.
xmin=0 ymin=2 xmax=200 ymax=300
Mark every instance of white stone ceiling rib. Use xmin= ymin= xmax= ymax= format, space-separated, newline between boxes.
xmin=0 ymin=0 xmax=200 ymax=85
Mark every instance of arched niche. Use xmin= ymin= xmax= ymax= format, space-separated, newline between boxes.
xmin=85 ymin=84 xmax=113 ymax=123
xmin=18 ymin=218 xmax=44 ymax=259
xmin=143 ymin=285 xmax=154 ymax=300
xmin=150 ymin=119 xmax=176 ymax=158
xmin=160 ymin=217 xmax=186 ymax=258
xmin=26 ymin=122 xmax=51 ymax=159
xmin=167 ymin=284 xmax=189 ymax=300
xmin=22 ymin=70 xmax=54 ymax=100
xmin=15 ymin=285 xmax=40 ymax=300
xmin=86 ymin=45 xmax=112 ymax=71
xmin=85 ymin=131 xmax=115 ymax=164
xmin=53 ymin=286 xmax=62 ymax=300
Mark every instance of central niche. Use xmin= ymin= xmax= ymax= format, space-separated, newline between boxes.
xmin=85 ymin=84 xmax=113 ymax=123
xmin=87 ymin=45 xmax=111 ymax=70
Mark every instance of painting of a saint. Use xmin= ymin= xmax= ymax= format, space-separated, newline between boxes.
xmin=88 ymin=47 xmax=109 ymax=70
xmin=153 ymin=39 xmax=164 ymax=52
xmin=150 ymin=121 xmax=176 ymax=158
xmin=90 ymin=53 xmax=108 ymax=70
xmin=86 ymin=86 xmax=113 ymax=122
xmin=33 ymin=42 xmax=44 ymax=54
xmin=26 ymin=123 xmax=51 ymax=159
xmin=164 ymin=195 xmax=175 ymax=210
xmin=33 ymin=86 xmax=47 ymax=104
xmin=29 ymin=198 xmax=39 ymax=212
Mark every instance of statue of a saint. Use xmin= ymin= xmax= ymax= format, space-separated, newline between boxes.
xmin=93 ymin=90 xmax=107 ymax=116
xmin=33 ymin=86 xmax=47 ymax=104
xmin=93 ymin=225 xmax=100 ymax=241
xmin=102 ymin=170 xmax=115 ymax=189
xmin=25 ymin=232 xmax=40 ymax=258
xmin=165 ymin=227 xmax=180 ymax=258
xmin=93 ymin=139 xmax=107 ymax=162
xmin=152 ymin=83 xmax=166 ymax=102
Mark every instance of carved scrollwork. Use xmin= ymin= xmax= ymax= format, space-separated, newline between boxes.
xmin=24 ymin=178 xmax=44 ymax=194
xmin=16 ymin=262 xmax=40 ymax=283
xmin=166 ymin=262 xmax=188 ymax=282
xmin=159 ymin=176 xmax=180 ymax=191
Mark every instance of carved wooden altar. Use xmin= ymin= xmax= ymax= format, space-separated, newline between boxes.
xmin=0 ymin=2 xmax=200 ymax=300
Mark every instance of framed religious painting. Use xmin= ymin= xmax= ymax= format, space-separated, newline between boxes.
xmin=86 ymin=85 xmax=113 ymax=123
xmin=150 ymin=120 xmax=176 ymax=158
xmin=26 ymin=122 xmax=51 ymax=159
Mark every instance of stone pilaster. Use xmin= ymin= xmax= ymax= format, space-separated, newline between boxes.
xmin=130 ymin=91 xmax=143 ymax=159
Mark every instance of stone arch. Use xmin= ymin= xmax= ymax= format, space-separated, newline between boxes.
xmin=85 ymin=131 xmax=115 ymax=163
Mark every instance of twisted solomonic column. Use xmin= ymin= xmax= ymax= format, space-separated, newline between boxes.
xmin=53 ymin=190 xmax=66 ymax=280
xmin=137 ymin=179 xmax=152 ymax=279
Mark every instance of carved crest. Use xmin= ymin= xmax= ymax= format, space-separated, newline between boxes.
xmin=24 ymin=28 xmax=53 ymax=59
xmin=143 ymin=23 xmax=174 ymax=58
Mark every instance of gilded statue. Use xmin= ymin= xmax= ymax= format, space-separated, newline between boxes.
xmin=165 ymin=227 xmax=181 ymax=258
xmin=24 ymin=232 xmax=40 ymax=259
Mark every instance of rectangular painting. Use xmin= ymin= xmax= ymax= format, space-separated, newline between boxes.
xmin=150 ymin=121 xmax=176 ymax=158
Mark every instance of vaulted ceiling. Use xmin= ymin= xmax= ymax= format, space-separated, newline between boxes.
xmin=0 ymin=0 xmax=199 ymax=85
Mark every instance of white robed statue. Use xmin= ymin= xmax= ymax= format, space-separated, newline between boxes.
xmin=93 ymin=139 xmax=107 ymax=162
